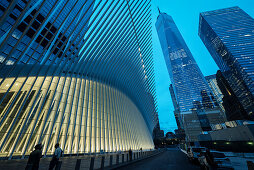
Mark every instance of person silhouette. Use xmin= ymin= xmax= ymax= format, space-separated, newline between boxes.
xmin=49 ymin=143 xmax=63 ymax=170
xmin=26 ymin=144 xmax=43 ymax=170
xmin=128 ymin=148 xmax=132 ymax=161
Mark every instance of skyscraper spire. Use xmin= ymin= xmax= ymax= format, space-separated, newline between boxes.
xmin=158 ymin=7 xmax=161 ymax=14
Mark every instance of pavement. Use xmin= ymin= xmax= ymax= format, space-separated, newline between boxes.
xmin=222 ymin=151 xmax=254 ymax=170
xmin=228 ymin=156 xmax=254 ymax=170
xmin=117 ymin=148 xmax=200 ymax=170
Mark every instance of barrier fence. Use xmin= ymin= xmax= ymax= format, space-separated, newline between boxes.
xmin=0 ymin=150 xmax=163 ymax=170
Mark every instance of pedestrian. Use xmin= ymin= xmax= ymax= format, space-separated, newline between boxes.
xmin=48 ymin=143 xmax=63 ymax=170
xmin=128 ymin=148 xmax=132 ymax=161
xmin=25 ymin=144 xmax=43 ymax=170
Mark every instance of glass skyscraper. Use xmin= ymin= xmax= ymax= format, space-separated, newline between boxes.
xmin=156 ymin=12 xmax=222 ymax=141
xmin=156 ymin=12 xmax=214 ymax=112
xmin=199 ymin=6 xmax=254 ymax=119
xmin=0 ymin=0 xmax=156 ymax=159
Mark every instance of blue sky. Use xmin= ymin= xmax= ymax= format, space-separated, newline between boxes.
xmin=151 ymin=0 xmax=254 ymax=133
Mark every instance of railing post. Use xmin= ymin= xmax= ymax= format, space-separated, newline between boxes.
xmin=116 ymin=154 xmax=119 ymax=164
xmin=90 ymin=157 xmax=95 ymax=170
xmin=109 ymin=155 xmax=113 ymax=166
xmin=101 ymin=156 xmax=105 ymax=170
xmin=75 ymin=159 xmax=81 ymax=170
xmin=122 ymin=154 xmax=124 ymax=163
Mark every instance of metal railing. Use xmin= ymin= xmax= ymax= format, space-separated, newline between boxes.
xmin=0 ymin=150 xmax=163 ymax=170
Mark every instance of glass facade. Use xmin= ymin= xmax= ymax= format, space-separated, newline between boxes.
xmin=156 ymin=13 xmax=214 ymax=112
xmin=205 ymin=74 xmax=225 ymax=113
xmin=0 ymin=0 xmax=156 ymax=159
xmin=169 ymin=84 xmax=183 ymax=129
xmin=216 ymin=70 xmax=248 ymax=121
xmin=199 ymin=6 xmax=254 ymax=118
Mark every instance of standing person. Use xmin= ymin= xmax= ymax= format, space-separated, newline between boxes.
xmin=25 ymin=144 xmax=43 ymax=170
xmin=128 ymin=148 xmax=132 ymax=161
xmin=49 ymin=143 xmax=63 ymax=170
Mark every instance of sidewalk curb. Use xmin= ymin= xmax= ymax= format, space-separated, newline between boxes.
xmin=180 ymin=149 xmax=187 ymax=155
xmin=103 ymin=150 xmax=165 ymax=170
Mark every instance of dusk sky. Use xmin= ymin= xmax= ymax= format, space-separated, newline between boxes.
xmin=151 ymin=0 xmax=254 ymax=133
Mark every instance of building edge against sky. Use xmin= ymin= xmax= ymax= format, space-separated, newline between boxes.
xmin=0 ymin=0 xmax=157 ymax=159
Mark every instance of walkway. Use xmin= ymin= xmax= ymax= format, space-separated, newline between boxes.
xmin=117 ymin=148 xmax=199 ymax=170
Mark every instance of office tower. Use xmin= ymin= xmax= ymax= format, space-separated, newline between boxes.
xmin=216 ymin=70 xmax=247 ymax=120
xmin=0 ymin=0 xmax=156 ymax=159
xmin=156 ymin=12 xmax=214 ymax=112
xmin=199 ymin=6 xmax=254 ymax=119
xmin=156 ymin=12 xmax=219 ymax=141
xmin=205 ymin=74 xmax=225 ymax=112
